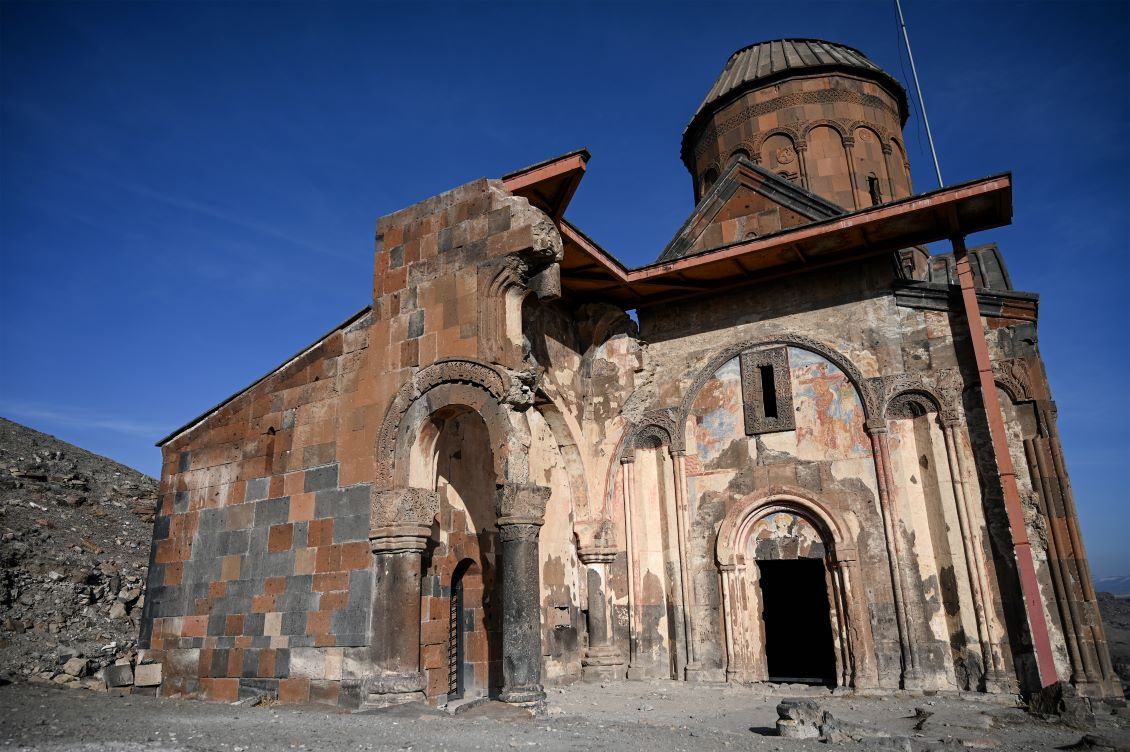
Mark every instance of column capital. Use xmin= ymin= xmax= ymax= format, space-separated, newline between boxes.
xmin=864 ymin=419 xmax=888 ymax=435
xmin=495 ymin=483 xmax=550 ymax=527
xmin=371 ymin=486 xmax=440 ymax=529
xmin=577 ymin=545 xmax=618 ymax=565
xmin=370 ymin=487 xmax=438 ymax=553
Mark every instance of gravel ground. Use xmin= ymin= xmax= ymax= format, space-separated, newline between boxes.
xmin=1 ymin=679 xmax=1127 ymax=752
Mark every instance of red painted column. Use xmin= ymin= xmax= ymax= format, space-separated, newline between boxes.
xmin=951 ymin=234 xmax=1058 ymax=688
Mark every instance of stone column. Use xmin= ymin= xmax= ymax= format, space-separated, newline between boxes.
xmin=362 ymin=487 xmax=439 ymax=709
xmin=867 ymin=424 xmax=923 ymax=688
xmin=495 ymin=483 xmax=551 ymax=708
xmin=940 ymin=415 xmax=1005 ymax=690
xmin=578 ymin=535 xmax=624 ymax=682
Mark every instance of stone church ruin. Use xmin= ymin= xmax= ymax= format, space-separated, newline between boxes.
xmin=141 ymin=38 xmax=1121 ymax=709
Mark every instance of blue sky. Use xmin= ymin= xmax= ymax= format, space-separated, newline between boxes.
xmin=1 ymin=1 xmax=1127 ymax=576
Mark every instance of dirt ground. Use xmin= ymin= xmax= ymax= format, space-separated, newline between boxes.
xmin=1 ymin=679 xmax=1127 ymax=752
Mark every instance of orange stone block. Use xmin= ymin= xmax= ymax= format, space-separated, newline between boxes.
xmin=183 ymin=615 xmax=209 ymax=638
xmin=220 ymin=554 xmax=241 ymax=581
xmin=278 ymin=678 xmax=311 ymax=705
xmin=313 ymin=572 xmax=348 ymax=592
xmin=319 ymin=591 xmax=348 ymax=611
xmin=315 ymin=545 xmax=341 ymax=573
xmin=306 ymin=610 xmax=331 ymax=636
xmin=202 ymin=677 xmax=239 ymax=702
xmin=268 ymin=523 xmax=294 ymax=552
xmin=288 ymin=492 xmax=315 ymax=522
xmin=164 ymin=562 xmax=184 ymax=587
xmin=251 ymin=594 xmax=275 ymax=613
xmin=308 ymin=519 xmax=334 ymax=548
xmin=339 ymin=541 xmax=371 ymax=571
xmin=264 ymin=576 xmax=286 ymax=595
xmin=224 ymin=614 xmax=244 ymax=636
xmin=258 ymin=649 xmax=276 ymax=677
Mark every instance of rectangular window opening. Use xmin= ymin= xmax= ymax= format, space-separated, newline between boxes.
xmin=759 ymin=365 xmax=778 ymax=419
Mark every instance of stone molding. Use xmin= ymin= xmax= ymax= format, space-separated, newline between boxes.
xmin=374 ymin=358 xmax=508 ymax=490
xmin=866 ymin=368 xmax=964 ymax=424
xmin=992 ymin=358 xmax=1035 ymax=403
xmin=495 ymin=483 xmax=550 ymax=527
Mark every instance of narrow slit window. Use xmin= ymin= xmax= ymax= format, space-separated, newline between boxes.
xmin=740 ymin=348 xmax=795 ymax=435
xmin=867 ymin=175 xmax=882 ymax=206
xmin=759 ymin=365 xmax=778 ymax=418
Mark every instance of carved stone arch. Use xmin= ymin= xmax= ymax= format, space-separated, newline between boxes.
xmin=715 ymin=485 xmax=852 ymax=567
xmin=674 ymin=334 xmax=874 ymax=449
xmin=847 ymin=121 xmax=889 ymax=142
xmin=480 ymin=258 xmax=534 ymax=367
xmin=992 ymin=358 xmax=1035 ymax=403
xmin=749 ymin=126 xmax=800 ymax=156
xmin=531 ymin=390 xmax=594 ymax=522
xmin=375 ymin=358 xmax=510 ymax=490
xmin=736 ymin=140 xmax=760 ymax=164
xmin=802 ymin=118 xmax=850 ymax=141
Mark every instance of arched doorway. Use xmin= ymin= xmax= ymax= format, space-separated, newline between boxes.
xmin=752 ymin=513 xmax=837 ymax=685
xmin=716 ymin=491 xmax=859 ymax=688
xmin=414 ymin=406 xmax=503 ymax=703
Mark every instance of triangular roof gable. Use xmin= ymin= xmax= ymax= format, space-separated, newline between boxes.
xmin=656 ymin=158 xmax=845 ymax=263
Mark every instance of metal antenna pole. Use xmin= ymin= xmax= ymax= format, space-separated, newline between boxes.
xmin=895 ymin=0 xmax=944 ymax=188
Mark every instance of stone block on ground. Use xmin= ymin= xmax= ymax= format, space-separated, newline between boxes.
xmin=103 ymin=664 xmax=134 ymax=688
xmin=62 ymin=657 xmax=88 ymax=677
xmin=134 ymin=662 xmax=162 ymax=687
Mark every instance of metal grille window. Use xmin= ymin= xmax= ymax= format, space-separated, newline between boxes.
xmin=740 ymin=347 xmax=795 ymax=434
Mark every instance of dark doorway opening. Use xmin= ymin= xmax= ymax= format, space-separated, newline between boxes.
xmin=758 ymin=558 xmax=837 ymax=685
xmin=448 ymin=560 xmax=470 ymax=700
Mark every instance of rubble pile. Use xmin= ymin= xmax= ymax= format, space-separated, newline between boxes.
xmin=0 ymin=417 xmax=157 ymax=690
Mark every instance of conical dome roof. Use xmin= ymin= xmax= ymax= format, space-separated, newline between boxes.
xmin=681 ymin=39 xmax=909 ymax=166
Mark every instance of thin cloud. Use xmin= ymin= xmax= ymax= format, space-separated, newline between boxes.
xmin=0 ymin=402 xmax=164 ymax=439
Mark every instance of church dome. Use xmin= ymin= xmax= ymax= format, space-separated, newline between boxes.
xmin=681 ymin=39 xmax=913 ymax=209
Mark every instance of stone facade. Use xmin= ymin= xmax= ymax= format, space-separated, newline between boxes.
xmin=141 ymin=38 xmax=1121 ymax=708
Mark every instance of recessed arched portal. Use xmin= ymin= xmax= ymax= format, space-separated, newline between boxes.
xmin=716 ymin=488 xmax=861 ymax=688
xmin=412 ymin=405 xmax=503 ymax=703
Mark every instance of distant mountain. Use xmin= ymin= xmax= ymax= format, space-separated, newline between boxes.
xmin=1095 ymin=575 xmax=1130 ymax=597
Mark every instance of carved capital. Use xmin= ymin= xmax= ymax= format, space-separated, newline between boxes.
xmin=499 ymin=523 xmax=542 ymax=543
xmin=495 ymin=483 xmax=550 ymax=527
xmin=577 ymin=545 xmax=618 ymax=565
xmin=371 ymin=487 xmax=439 ymax=531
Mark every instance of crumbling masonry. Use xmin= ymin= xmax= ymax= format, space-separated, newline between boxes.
xmin=141 ymin=39 xmax=1121 ymax=707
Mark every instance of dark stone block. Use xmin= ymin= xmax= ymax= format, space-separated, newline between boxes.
xmin=255 ymin=497 xmax=290 ymax=527
xmin=208 ymin=612 xmax=227 ymax=637
xmin=250 ymin=636 xmax=272 ymax=649
xmin=342 ymin=484 xmax=371 ymax=517
xmin=152 ymin=515 xmax=170 ymax=541
xmin=437 ymin=226 xmax=455 ymax=253
xmin=178 ymin=451 xmax=191 ymax=473
xmin=331 ymin=606 xmax=369 ymax=638
xmin=313 ymin=489 xmax=345 ymax=519
xmin=332 ymin=514 xmax=370 ymax=544
xmin=347 ymin=569 xmax=371 ymax=610
xmin=211 ymin=649 xmax=229 ymax=678
xmin=291 ymin=521 xmax=309 ymax=549
xmin=173 ymin=491 xmax=189 ymax=514
xmin=304 ymin=464 xmax=338 ymax=493
xmin=488 ymin=207 xmax=510 ymax=234
xmin=240 ymin=677 xmax=278 ymax=698
xmin=281 ymin=408 xmax=296 ymax=430
xmin=217 ymin=529 xmax=250 ymax=556
xmin=245 ymin=477 xmax=270 ymax=502
xmin=281 ymin=611 xmax=307 ymax=636
xmin=242 ymin=650 xmax=260 ymax=678
xmin=334 ymin=634 xmax=367 ymax=648
xmin=243 ymin=612 xmax=265 ymax=636
xmin=389 ymin=245 xmax=404 ymax=269
xmin=287 ymin=635 xmax=316 ymax=648
xmin=262 ymin=551 xmax=296 ymax=579
xmin=274 ymin=649 xmax=289 ymax=678
xmin=407 ymin=309 xmax=425 ymax=339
